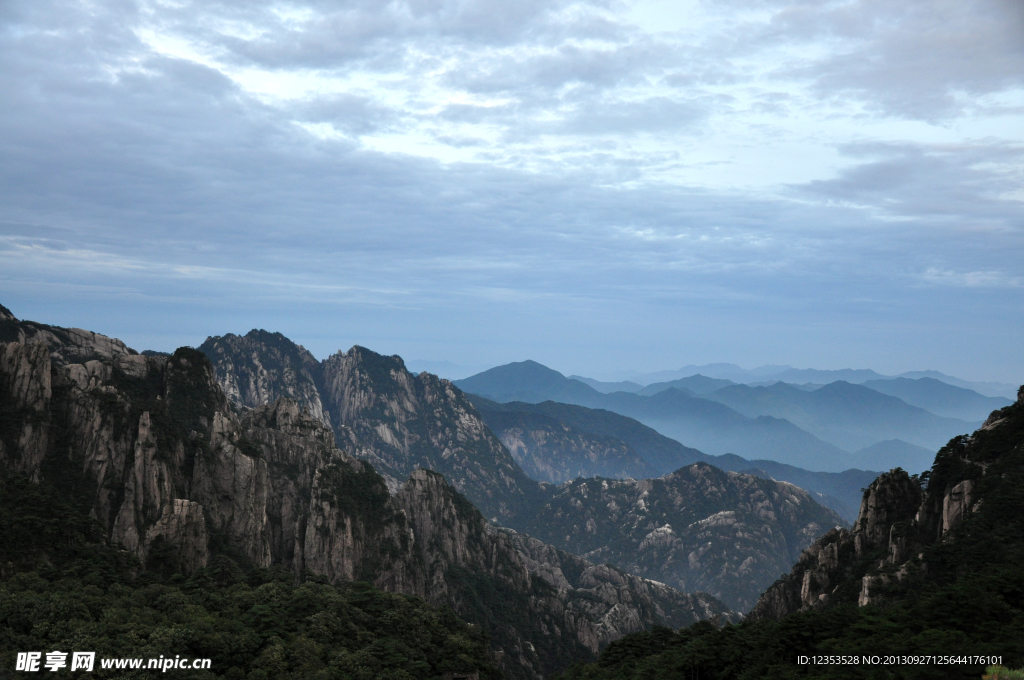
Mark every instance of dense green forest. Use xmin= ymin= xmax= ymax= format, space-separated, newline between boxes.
xmin=552 ymin=399 xmax=1024 ymax=680
xmin=0 ymin=473 xmax=498 ymax=679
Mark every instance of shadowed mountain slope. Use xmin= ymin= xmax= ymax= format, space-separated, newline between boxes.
xmin=863 ymin=376 xmax=1013 ymax=421
xmin=476 ymin=406 xmax=656 ymax=483
xmin=704 ymin=380 xmax=979 ymax=453
xmin=456 ymin=363 xmax=855 ymax=472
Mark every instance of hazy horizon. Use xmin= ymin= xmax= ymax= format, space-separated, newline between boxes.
xmin=5 ymin=298 xmax=1018 ymax=391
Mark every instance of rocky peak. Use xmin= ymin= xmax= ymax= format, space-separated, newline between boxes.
xmin=854 ymin=468 xmax=922 ymax=548
xmin=320 ymin=345 xmax=541 ymax=521
xmin=0 ymin=308 xmax=136 ymax=367
xmin=199 ymin=329 xmax=329 ymax=426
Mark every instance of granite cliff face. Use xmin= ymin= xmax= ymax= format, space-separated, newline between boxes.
xmin=0 ymin=308 xmax=733 ymax=680
xmin=320 ymin=347 xmax=541 ymax=521
xmin=516 ymin=462 xmax=844 ymax=612
xmin=749 ymin=386 xmax=1024 ymax=621
xmin=201 ymin=334 xmax=540 ymax=522
xmin=199 ymin=330 xmax=329 ymax=426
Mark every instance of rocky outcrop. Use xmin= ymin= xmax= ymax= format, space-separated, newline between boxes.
xmin=503 ymin=529 xmax=736 ymax=652
xmin=0 ymin=306 xmax=135 ymax=368
xmin=747 ymin=468 xmax=925 ymax=620
xmin=750 ymin=387 xmax=1024 ymax=620
xmin=516 ymin=462 xmax=844 ymax=612
xmin=199 ymin=330 xmax=330 ymax=426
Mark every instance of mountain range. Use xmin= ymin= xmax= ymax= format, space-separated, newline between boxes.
xmin=198 ymin=328 xmax=840 ymax=611
xmin=3 ymin=301 xmax=1021 ymax=677
xmin=0 ymin=305 xmax=844 ymax=621
xmin=0 ymin=307 xmax=735 ymax=679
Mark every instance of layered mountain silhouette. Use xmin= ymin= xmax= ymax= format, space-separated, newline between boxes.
xmin=456 ymin=360 xmax=976 ymax=472
xmin=863 ymin=376 xmax=1012 ymax=421
xmin=620 ymin=363 xmax=1017 ymax=399
xmin=636 ymin=374 xmax=736 ymax=396
xmin=851 ymin=438 xmax=935 ymax=473
xmin=702 ymin=380 xmax=978 ymax=452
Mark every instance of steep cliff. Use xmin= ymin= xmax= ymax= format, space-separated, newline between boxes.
xmin=749 ymin=384 xmax=1024 ymax=621
xmin=515 ymin=463 xmax=844 ymax=612
xmin=200 ymin=334 xmax=542 ymax=522
xmin=199 ymin=330 xmax=330 ymax=425
xmin=320 ymin=347 xmax=542 ymax=521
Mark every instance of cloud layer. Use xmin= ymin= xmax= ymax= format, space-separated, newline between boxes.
xmin=1 ymin=0 xmax=1022 ymax=381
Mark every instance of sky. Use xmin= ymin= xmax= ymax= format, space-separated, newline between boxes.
xmin=1 ymin=0 xmax=1022 ymax=383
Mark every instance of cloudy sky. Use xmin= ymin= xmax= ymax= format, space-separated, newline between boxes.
xmin=2 ymin=0 xmax=1022 ymax=382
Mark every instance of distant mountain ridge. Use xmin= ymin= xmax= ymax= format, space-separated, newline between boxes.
xmin=637 ymin=374 xmax=736 ymax=396
xmin=618 ymin=363 xmax=1017 ymax=399
xmin=455 ymin=364 xmax=858 ymax=472
xmin=862 ymin=376 xmax=1012 ymax=421
xmin=456 ymin=361 xmax=972 ymax=472
xmin=702 ymin=380 xmax=978 ymax=452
